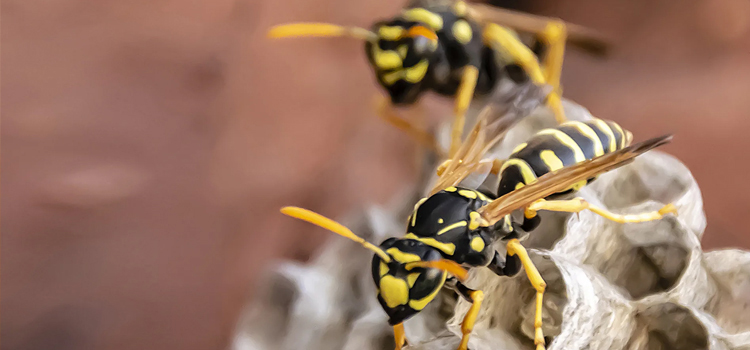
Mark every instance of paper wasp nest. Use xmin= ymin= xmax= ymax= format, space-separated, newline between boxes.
xmin=231 ymin=98 xmax=750 ymax=350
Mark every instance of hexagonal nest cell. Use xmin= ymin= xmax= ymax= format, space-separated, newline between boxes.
xmin=232 ymin=102 xmax=750 ymax=350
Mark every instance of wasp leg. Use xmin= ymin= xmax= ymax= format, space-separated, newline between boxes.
xmin=488 ymin=250 xmax=522 ymax=276
xmin=525 ymin=198 xmax=678 ymax=224
xmin=450 ymin=66 xmax=480 ymax=157
xmin=436 ymin=158 xmax=503 ymax=177
xmin=506 ymin=239 xmax=546 ymax=350
xmin=538 ymin=21 xmax=567 ymax=125
xmin=482 ymin=24 xmax=566 ymax=124
xmin=455 ymin=283 xmax=484 ymax=350
xmin=393 ymin=323 xmax=407 ymax=350
xmin=375 ymin=95 xmax=445 ymax=157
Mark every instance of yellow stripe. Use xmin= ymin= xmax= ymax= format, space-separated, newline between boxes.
xmin=380 ymin=261 xmax=389 ymax=277
xmin=408 ymin=271 xmax=446 ymax=310
xmin=402 ymin=8 xmax=444 ymax=30
xmin=378 ymin=26 xmax=405 ymax=40
xmin=404 ymin=59 xmax=429 ymax=83
xmin=511 ymin=142 xmax=527 ymax=154
xmin=452 ymin=20 xmax=473 ymax=44
xmin=373 ymin=48 xmax=402 ymax=70
xmin=609 ymin=121 xmax=627 ymax=149
xmin=379 ymin=275 xmax=409 ymax=308
xmin=387 ymin=248 xmax=421 ymax=263
xmin=500 ymin=158 xmax=537 ymax=184
xmin=535 ymin=129 xmax=586 ymax=162
xmin=458 ymin=190 xmax=477 ymax=199
xmin=407 ymin=273 xmax=420 ymax=288
xmin=411 ymin=197 xmax=427 ymax=227
xmin=437 ymin=221 xmax=467 ymax=235
xmin=470 ymin=236 xmax=485 ymax=251
xmin=381 ymin=70 xmax=401 ymax=85
xmin=563 ymin=121 xmax=603 ymax=156
xmin=405 ymin=233 xmax=456 ymax=255
xmin=539 ymin=150 xmax=564 ymax=171
xmin=590 ymin=119 xmax=616 ymax=152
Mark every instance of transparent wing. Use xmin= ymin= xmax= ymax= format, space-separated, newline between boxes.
xmin=477 ymin=134 xmax=673 ymax=225
xmin=429 ymin=104 xmax=524 ymax=195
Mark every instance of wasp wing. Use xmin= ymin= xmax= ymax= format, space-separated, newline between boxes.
xmin=429 ymin=104 xmax=523 ymax=195
xmin=466 ymin=2 xmax=611 ymax=56
xmin=477 ymin=134 xmax=673 ymax=225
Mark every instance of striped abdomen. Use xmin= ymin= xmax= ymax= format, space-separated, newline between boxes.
xmin=497 ymin=119 xmax=632 ymax=197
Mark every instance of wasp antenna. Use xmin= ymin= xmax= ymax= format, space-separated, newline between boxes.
xmin=268 ymin=23 xmax=378 ymax=41
xmin=405 ymin=259 xmax=469 ymax=281
xmin=280 ymin=206 xmax=391 ymax=262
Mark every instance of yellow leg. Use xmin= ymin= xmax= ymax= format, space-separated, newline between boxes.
xmin=375 ymin=95 xmax=445 ymax=157
xmin=482 ymin=24 xmax=566 ymax=124
xmin=538 ymin=21 xmax=567 ymax=96
xmin=538 ymin=21 xmax=567 ymax=124
xmin=506 ymin=239 xmax=546 ymax=350
xmin=450 ymin=66 xmax=480 ymax=157
xmin=436 ymin=158 xmax=503 ymax=177
xmin=525 ymin=198 xmax=678 ymax=224
xmin=393 ymin=323 xmax=407 ymax=350
xmin=457 ymin=290 xmax=484 ymax=350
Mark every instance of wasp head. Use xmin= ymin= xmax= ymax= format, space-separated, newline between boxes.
xmin=371 ymin=238 xmax=449 ymax=325
xmin=365 ymin=20 xmax=442 ymax=105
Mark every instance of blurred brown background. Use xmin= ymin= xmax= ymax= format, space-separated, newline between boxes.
xmin=2 ymin=0 xmax=749 ymax=349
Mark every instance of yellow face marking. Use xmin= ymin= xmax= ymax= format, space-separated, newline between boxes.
xmin=387 ymin=248 xmax=422 ymax=263
xmin=381 ymin=70 xmax=402 ymax=85
xmin=408 ymin=271 xmax=446 ymax=310
xmin=397 ymin=44 xmax=409 ymax=58
xmin=539 ymin=149 xmax=564 ymax=171
xmin=373 ymin=48 xmax=402 ymax=70
xmin=402 ymin=8 xmax=444 ymax=30
xmin=452 ymin=1 xmax=467 ymax=16
xmin=536 ymin=129 xmax=586 ymax=162
xmin=470 ymin=236 xmax=485 ymax=252
xmin=380 ymin=261 xmax=389 ymax=277
xmin=444 ymin=186 xmax=458 ymax=192
xmin=458 ymin=189 xmax=477 ymax=199
xmin=438 ymin=218 xmax=444 ymax=224
xmin=379 ymin=275 xmax=409 ymax=308
xmin=437 ymin=221 xmax=467 ymax=235
xmin=609 ymin=122 xmax=627 ymax=149
xmin=512 ymin=142 xmax=528 ymax=155
xmin=500 ymin=158 xmax=538 ymax=184
xmin=452 ymin=20 xmax=473 ymax=44
xmin=407 ymin=273 xmax=420 ymax=287
xmin=563 ymin=121 xmax=604 ymax=156
xmin=590 ymin=119 xmax=616 ymax=152
xmin=404 ymin=59 xmax=429 ymax=83
xmin=378 ymin=26 xmax=405 ymax=40
xmin=405 ymin=233 xmax=456 ymax=255
xmin=412 ymin=197 xmax=428 ymax=227
xmin=468 ymin=211 xmax=486 ymax=230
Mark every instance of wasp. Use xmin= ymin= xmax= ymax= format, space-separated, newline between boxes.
xmin=281 ymin=111 xmax=674 ymax=350
xmin=268 ymin=0 xmax=610 ymax=157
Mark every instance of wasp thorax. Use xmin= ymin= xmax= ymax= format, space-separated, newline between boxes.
xmin=371 ymin=238 xmax=448 ymax=325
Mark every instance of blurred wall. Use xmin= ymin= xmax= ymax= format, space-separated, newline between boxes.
xmin=2 ymin=0 xmax=749 ymax=350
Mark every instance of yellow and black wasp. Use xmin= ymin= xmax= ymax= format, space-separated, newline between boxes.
xmin=281 ymin=112 xmax=675 ymax=350
xmin=268 ymin=0 xmax=610 ymax=157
